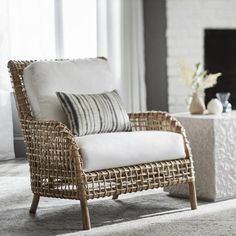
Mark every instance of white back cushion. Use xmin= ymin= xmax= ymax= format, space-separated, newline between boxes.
xmin=23 ymin=58 xmax=115 ymax=124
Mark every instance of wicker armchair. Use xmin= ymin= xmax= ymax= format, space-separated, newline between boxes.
xmin=8 ymin=59 xmax=197 ymax=230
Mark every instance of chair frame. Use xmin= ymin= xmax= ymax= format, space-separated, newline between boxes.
xmin=8 ymin=59 xmax=197 ymax=230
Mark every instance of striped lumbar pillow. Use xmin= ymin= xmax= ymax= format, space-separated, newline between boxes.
xmin=56 ymin=90 xmax=131 ymax=136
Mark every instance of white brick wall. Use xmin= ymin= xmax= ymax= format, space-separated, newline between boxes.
xmin=166 ymin=0 xmax=236 ymax=112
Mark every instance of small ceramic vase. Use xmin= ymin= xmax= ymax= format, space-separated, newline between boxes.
xmin=207 ymin=99 xmax=223 ymax=114
xmin=189 ymin=92 xmax=206 ymax=114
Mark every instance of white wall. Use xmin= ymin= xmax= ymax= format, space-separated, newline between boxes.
xmin=166 ymin=0 xmax=236 ymax=112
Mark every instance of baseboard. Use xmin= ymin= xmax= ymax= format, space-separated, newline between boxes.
xmin=14 ymin=137 xmax=26 ymax=158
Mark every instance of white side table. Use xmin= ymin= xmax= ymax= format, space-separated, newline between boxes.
xmin=166 ymin=111 xmax=236 ymax=201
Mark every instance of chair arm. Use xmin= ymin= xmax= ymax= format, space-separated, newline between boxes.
xmin=21 ymin=119 xmax=84 ymax=187
xmin=128 ymin=111 xmax=192 ymax=159
xmin=128 ymin=111 xmax=183 ymax=133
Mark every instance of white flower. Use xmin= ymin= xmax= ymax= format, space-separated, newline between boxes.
xmin=202 ymin=73 xmax=222 ymax=89
xmin=180 ymin=62 xmax=195 ymax=87
xmin=179 ymin=61 xmax=221 ymax=92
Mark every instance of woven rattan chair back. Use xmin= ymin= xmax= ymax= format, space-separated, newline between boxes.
xmin=8 ymin=60 xmax=35 ymax=120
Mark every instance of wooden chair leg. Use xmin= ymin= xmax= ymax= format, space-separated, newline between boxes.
xmin=189 ymin=181 xmax=197 ymax=210
xmin=112 ymin=193 xmax=119 ymax=200
xmin=29 ymin=194 xmax=40 ymax=214
xmin=80 ymin=198 xmax=91 ymax=230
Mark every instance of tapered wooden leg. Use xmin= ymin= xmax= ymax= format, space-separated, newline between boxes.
xmin=29 ymin=194 xmax=40 ymax=214
xmin=80 ymin=198 xmax=91 ymax=230
xmin=189 ymin=181 xmax=197 ymax=210
xmin=112 ymin=193 xmax=119 ymax=200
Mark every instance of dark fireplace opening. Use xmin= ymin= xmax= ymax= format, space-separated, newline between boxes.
xmin=204 ymin=29 xmax=236 ymax=109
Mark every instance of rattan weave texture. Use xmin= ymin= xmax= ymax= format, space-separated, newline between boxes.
xmin=8 ymin=59 xmax=197 ymax=230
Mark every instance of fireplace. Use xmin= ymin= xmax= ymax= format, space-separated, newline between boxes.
xmin=166 ymin=0 xmax=236 ymax=113
xmin=205 ymin=29 xmax=236 ymax=109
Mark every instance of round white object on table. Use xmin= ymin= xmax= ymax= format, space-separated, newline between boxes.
xmin=207 ymin=98 xmax=223 ymax=114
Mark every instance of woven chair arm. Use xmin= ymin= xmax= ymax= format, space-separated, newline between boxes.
xmin=21 ymin=119 xmax=83 ymax=173
xmin=128 ymin=111 xmax=192 ymax=159
xmin=128 ymin=111 xmax=184 ymax=132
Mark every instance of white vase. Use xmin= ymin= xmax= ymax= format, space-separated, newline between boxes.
xmin=207 ymin=99 xmax=223 ymax=114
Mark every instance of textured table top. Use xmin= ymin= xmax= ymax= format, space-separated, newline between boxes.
xmin=173 ymin=111 xmax=236 ymax=120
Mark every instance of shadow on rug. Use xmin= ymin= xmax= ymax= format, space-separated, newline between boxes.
xmin=1 ymin=159 xmax=236 ymax=236
xmin=0 ymin=184 xmax=194 ymax=236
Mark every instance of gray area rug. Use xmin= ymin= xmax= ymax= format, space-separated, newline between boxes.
xmin=0 ymin=159 xmax=236 ymax=236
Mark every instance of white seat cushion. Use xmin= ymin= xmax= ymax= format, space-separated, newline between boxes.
xmin=23 ymin=58 xmax=115 ymax=124
xmin=76 ymin=131 xmax=186 ymax=172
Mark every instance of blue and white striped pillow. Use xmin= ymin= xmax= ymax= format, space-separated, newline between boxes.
xmin=56 ymin=90 xmax=131 ymax=136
